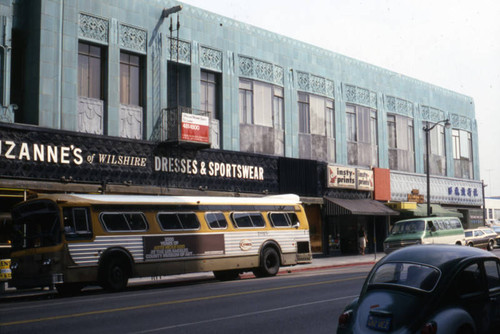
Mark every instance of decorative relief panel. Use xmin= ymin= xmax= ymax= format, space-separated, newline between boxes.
xmin=200 ymin=46 xmax=222 ymax=72
xmin=239 ymin=56 xmax=253 ymax=77
xmin=120 ymin=105 xmax=143 ymax=139
xmin=255 ymin=60 xmax=274 ymax=83
xmin=79 ymin=13 xmax=108 ymax=44
xmin=451 ymin=113 xmax=472 ymax=131
xmin=420 ymin=105 xmax=446 ymax=123
xmin=168 ymin=38 xmax=191 ymax=64
xmin=297 ymin=71 xmax=309 ymax=91
xmin=344 ymin=84 xmax=376 ymax=109
xmin=119 ymin=24 xmax=147 ymax=54
xmin=311 ymin=75 xmax=325 ymax=95
xmin=386 ymin=96 xmax=413 ymax=117
xmin=297 ymin=71 xmax=334 ymax=98
xmin=0 ymin=106 xmax=15 ymax=123
xmin=238 ymin=55 xmax=283 ymax=86
xmin=78 ymin=97 xmax=104 ymax=135
xmin=274 ymin=66 xmax=284 ymax=87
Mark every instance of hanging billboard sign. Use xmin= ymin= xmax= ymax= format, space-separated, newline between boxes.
xmin=180 ymin=113 xmax=210 ymax=144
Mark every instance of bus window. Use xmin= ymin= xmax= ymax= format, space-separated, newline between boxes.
xmin=205 ymin=212 xmax=227 ymax=229
xmin=269 ymin=212 xmax=300 ymax=228
xmin=232 ymin=212 xmax=265 ymax=228
xmin=269 ymin=213 xmax=290 ymax=227
xmin=11 ymin=200 xmax=61 ymax=250
xmin=100 ymin=212 xmax=148 ymax=232
xmin=287 ymin=213 xmax=300 ymax=227
xmin=157 ymin=213 xmax=200 ymax=231
xmin=63 ymin=208 xmax=92 ymax=240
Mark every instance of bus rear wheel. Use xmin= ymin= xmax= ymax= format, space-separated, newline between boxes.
xmin=100 ymin=258 xmax=129 ymax=292
xmin=253 ymin=247 xmax=280 ymax=278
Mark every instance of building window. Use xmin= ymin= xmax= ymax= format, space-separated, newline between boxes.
xmin=387 ymin=114 xmax=415 ymax=172
xmin=346 ymin=105 xmax=356 ymax=142
xmin=78 ymin=42 xmax=103 ymax=99
xmin=273 ymin=86 xmax=284 ymax=130
xmin=298 ymin=92 xmax=334 ymax=136
xmin=298 ymin=92 xmax=335 ymax=162
xmin=452 ymin=129 xmax=473 ymax=179
xmin=424 ymin=121 xmax=447 ymax=176
xmin=326 ymin=99 xmax=335 ymax=139
xmin=346 ymin=104 xmax=378 ymax=167
xmin=298 ymin=92 xmax=310 ymax=133
xmin=120 ymin=52 xmax=142 ymax=106
xmin=239 ymin=79 xmax=253 ymax=124
xmin=239 ymin=78 xmax=283 ymax=128
xmin=200 ymin=70 xmax=218 ymax=118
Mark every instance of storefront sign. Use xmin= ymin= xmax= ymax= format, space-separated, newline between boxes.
xmin=327 ymin=166 xmax=356 ymax=189
xmin=357 ymin=169 xmax=374 ymax=191
xmin=0 ymin=139 xmax=148 ymax=168
xmin=0 ymin=123 xmax=277 ymax=193
xmin=327 ymin=165 xmax=373 ymax=191
xmin=390 ymin=171 xmax=483 ymax=206
xmin=154 ymin=156 xmax=264 ymax=180
xmin=448 ymin=186 xmax=479 ymax=199
xmin=181 ymin=113 xmax=210 ymax=144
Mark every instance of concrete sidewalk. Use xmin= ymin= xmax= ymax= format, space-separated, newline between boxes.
xmin=0 ymin=253 xmax=385 ymax=300
xmin=295 ymin=252 xmax=385 ymax=271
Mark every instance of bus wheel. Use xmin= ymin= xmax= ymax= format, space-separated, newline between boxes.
xmin=253 ymin=247 xmax=280 ymax=278
xmin=101 ymin=258 xmax=129 ymax=291
xmin=213 ymin=270 xmax=240 ymax=281
xmin=56 ymin=283 xmax=83 ymax=296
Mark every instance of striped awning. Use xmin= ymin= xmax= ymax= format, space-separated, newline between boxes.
xmin=324 ymin=197 xmax=399 ymax=216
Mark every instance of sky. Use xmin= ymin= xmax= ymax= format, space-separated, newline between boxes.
xmin=181 ymin=0 xmax=500 ymax=197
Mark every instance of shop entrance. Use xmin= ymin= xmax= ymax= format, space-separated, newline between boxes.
xmin=322 ymin=197 xmax=398 ymax=256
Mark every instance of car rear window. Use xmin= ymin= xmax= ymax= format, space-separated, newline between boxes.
xmin=369 ymin=262 xmax=440 ymax=292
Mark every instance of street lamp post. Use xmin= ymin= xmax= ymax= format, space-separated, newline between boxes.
xmin=423 ymin=119 xmax=451 ymax=217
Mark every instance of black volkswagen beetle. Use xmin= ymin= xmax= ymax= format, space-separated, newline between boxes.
xmin=337 ymin=245 xmax=500 ymax=333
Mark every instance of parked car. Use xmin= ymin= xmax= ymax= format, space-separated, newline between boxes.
xmin=492 ymin=225 xmax=500 ymax=247
xmin=464 ymin=227 xmax=498 ymax=250
xmin=337 ymin=245 xmax=500 ymax=333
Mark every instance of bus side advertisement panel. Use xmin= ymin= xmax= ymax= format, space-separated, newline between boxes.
xmin=143 ymin=234 xmax=225 ymax=260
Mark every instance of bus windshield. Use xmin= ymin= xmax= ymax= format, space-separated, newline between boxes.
xmin=11 ymin=200 xmax=61 ymax=250
xmin=391 ymin=220 xmax=425 ymax=235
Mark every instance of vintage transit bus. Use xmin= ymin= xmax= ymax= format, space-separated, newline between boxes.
xmin=9 ymin=193 xmax=312 ymax=293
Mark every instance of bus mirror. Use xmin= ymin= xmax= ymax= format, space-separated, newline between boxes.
xmin=292 ymin=222 xmax=300 ymax=229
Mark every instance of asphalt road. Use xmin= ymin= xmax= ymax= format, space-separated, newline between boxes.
xmin=0 ymin=265 xmax=373 ymax=334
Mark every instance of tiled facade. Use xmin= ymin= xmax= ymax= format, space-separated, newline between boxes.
xmin=0 ymin=0 xmax=481 ymax=199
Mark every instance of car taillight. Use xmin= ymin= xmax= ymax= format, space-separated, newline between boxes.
xmin=421 ymin=321 xmax=437 ymax=334
xmin=338 ymin=310 xmax=353 ymax=328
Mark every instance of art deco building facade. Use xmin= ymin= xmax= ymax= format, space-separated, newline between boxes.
xmin=0 ymin=0 xmax=483 ymax=254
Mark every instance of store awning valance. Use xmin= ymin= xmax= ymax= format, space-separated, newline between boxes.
xmin=396 ymin=203 xmax=463 ymax=218
xmin=324 ymin=197 xmax=399 ymax=216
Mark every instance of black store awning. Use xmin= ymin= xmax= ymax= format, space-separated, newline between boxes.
xmin=324 ymin=197 xmax=399 ymax=216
